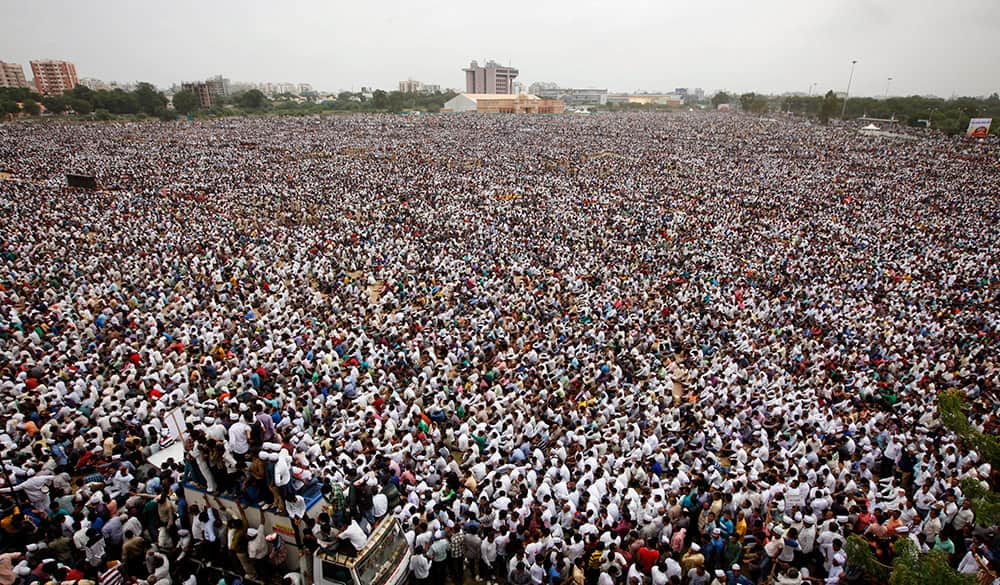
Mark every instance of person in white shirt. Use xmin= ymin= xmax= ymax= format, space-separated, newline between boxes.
xmin=921 ymin=508 xmax=943 ymax=541
xmin=650 ymin=561 xmax=670 ymax=585
xmin=338 ymin=518 xmax=368 ymax=551
xmin=0 ymin=471 xmax=55 ymax=511
xmin=247 ymin=525 xmax=270 ymax=565
xmin=951 ymin=499 xmax=974 ymax=531
xmin=409 ymin=545 xmax=431 ymax=584
xmin=228 ymin=413 xmax=251 ymax=456
xmin=598 ymin=565 xmax=622 ymax=585
xmin=109 ymin=465 xmax=134 ymax=499
xmin=529 ymin=555 xmax=546 ymax=584
xmin=372 ymin=492 xmax=389 ymax=518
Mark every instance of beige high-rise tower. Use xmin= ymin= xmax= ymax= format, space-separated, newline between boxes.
xmin=0 ymin=61 xmax=30 ymax=89
xmin=463 ymin=60 xmax=518 ymax=94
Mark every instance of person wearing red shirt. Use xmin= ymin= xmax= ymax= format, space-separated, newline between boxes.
xmin=636 ymin=539 xmax=660 ymax=573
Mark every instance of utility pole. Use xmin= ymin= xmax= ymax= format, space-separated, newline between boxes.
xmin=841 ymin=59 xmax=858 ymax=118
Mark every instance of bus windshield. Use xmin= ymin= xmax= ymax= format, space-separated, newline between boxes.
xmin=355 ymin=521 xmax=407 ymax=585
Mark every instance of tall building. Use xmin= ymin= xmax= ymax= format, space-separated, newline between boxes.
xmin=30 ymin=60 xmax=78 ymax=95
xmin=399 ymin=78 xmax=422 ymax=93
xmin=399 ymin=79 xmax=442 ymax=94
xmin=181 ymin=82 xmax=213 ymax=109
xmin=205 ymin=75 xmax=230 ymax=99
xmin=273 ymin=82 xmax=297 ymax=96
xmin=0 ymin=61 xmax=29 ymax=89
xmin=79 ymin=77 xmax=111 ymax=91
xmin=463 ymin=60 xmax=518 ymax=94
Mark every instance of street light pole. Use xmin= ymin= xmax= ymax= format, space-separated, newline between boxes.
xmin=808 ymin=82 xmax=816 ymax=97
xmin=884 ymin=76 xmax=893 ymax=98
xmin=841 ymin=59 xmax=858 ymax=118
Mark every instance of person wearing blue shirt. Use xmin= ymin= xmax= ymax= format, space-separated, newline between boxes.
xmin=726 ymin=564 xmax=754 ymax=585
xmin=706 ymin=528 xmax=726 ymax=569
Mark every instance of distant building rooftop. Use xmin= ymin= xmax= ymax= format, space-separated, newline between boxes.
xmin=461 ymin=93 xmax=540 ymax=100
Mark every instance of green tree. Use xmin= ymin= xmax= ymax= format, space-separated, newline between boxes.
xmin=172 ymin=90 xmax=200 ymax=115
xmin=41 ymin=96 xmax=67 ymax=114
xmin=819 ymin=90 xmax=840 ymax=124
xmin=387 ymin=90 xmax=405 ymax=112
xmin=134 ymin=82 xmax=167 ymax=116
xmin=782 ymin=95 xmax=823 ymax=116
xmin=846 ymin=535 xmax=974 ymax=585
xmin=94 ymin=89 xmax=139 ymax=114
xmin=937 ymin=390 xmax=1000 ymax=525
xmin=0 ymin=100 xmax=19 ymax=115
xmin=66 ymin=97 xmax=92 ymax=115
xmin=0 ymin=87 xmax=42 ymax=103
xmin=372 ymin=89 xmax=388 ymax=110
xmin=21 ymin=99 xmax=41 ymax=115
xmin=750 ymin=95 xmax=769 ymax=115
xmin=94 ymin=108 xmax=113 ymax=121
xmin=66 ymin=85 xmax=95 ymax=103
xmin=739 ymin=92 xmax=756 ymax=112
xmin=236 ymin=89 xmax=268 ymax=110
xmin=711 ymin=91 xmax=731 ymax=107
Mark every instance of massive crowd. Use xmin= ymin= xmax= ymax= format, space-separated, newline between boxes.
xmin=0 ymin=112 xmax=997 ymax=585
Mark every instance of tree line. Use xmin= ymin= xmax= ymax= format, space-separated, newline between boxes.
xmin=1 ymin=84 xmax=458 ymax=121
xmin=711 ymin=90 xmax=1000 ymax=135
xmin=0 ymin=83 xmax=172 ymax=120
xmin=171 ymin=88 xmax=459 ymax=117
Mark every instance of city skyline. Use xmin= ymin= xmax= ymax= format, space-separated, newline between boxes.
xmin=2 ymin=0 xmax=998 ymax=98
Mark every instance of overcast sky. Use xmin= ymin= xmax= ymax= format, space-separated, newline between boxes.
xmin=2 ymin=0 xmax=998 ymax=97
